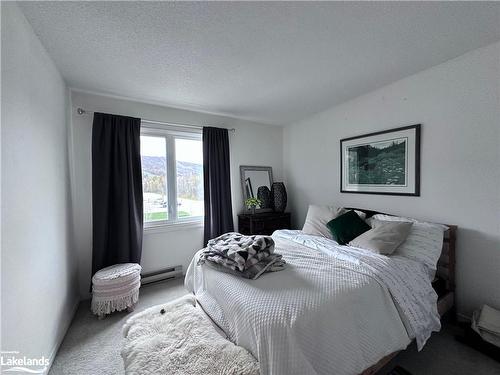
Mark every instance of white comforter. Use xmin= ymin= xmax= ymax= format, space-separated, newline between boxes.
xmin=185 ymin=230 xmax=440 ymax=375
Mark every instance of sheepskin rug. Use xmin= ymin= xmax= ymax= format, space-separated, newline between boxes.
xmin=121 ymin=294 xmax=260 ymax=375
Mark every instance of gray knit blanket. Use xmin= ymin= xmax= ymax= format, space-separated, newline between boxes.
xmin=198 ymin=232 xmax=286 ymax=279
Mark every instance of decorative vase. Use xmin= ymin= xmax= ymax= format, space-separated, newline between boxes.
xmin=257 ymin=186 xmax=271 ymax=209
xmin=271 ymin=182 xmax=287 ymax=212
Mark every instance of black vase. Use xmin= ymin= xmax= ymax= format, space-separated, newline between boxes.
xmin=257 ymin=186 xmax=271 ymax=209
xmin=271 ymin=182 xmax=287 ymax=212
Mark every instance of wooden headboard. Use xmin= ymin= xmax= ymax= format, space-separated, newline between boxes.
xmin=347 ymin=208 xmax=457 ymax=313
xmin=439 ymin=225 xmax=457 ymax=292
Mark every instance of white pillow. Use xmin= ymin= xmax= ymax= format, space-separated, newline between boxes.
xmin=353 ymin=210 xmax=367 ymax=220
xmin=302 ymin=205 xmax=344 ymax=239
xmin=302 ymin=206 xmax=368 ymax=238
xmin=371 ymin=214 xmax=448 ymax=231
xmin=372 ymin=214 xmax=446 ymax=270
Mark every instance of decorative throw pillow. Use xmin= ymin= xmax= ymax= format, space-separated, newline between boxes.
xmin=326 ymin=210 xmax=371 ymax=245
xmin=372 ymin=214 xmax=447 ymax=270
xmin=349 ymin=220 xmax=413 ymax=255
xmin=302 ymin=205 xmax=345 ymax=239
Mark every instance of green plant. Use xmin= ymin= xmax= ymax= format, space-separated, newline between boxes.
xmin=245 ymin=197 xmax=261 ymax=210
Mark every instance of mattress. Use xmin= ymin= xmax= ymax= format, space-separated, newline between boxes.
xmin=185 ymin=230 xmax=440 ymax=375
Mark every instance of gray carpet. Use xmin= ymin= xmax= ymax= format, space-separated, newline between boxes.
xmin=49 ymin=278 xmax=187 ymax=375
xmin=50 ymin=279 xmax=500 ymax=375
xmin=381 ymin=324 xmax=500 ymax=375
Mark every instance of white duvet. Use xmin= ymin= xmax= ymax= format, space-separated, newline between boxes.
xmin=185 ymin=230 xmax=440 ymax=375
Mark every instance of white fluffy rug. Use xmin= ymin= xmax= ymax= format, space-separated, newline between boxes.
xmin=121 ymin=294 xmax=260 ymax=375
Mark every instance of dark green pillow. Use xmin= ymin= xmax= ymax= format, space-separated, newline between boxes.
xmin=326 ymin=210 xmax=371 ymax=245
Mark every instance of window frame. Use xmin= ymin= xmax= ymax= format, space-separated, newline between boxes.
xmin=140 ymin=122 xmax=204 ymax=231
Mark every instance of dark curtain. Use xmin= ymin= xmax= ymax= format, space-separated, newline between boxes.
xmin=92 ymin=112 xmax=143 ymax=278
xmin=203 ymin=127 xmax=234 ymax=245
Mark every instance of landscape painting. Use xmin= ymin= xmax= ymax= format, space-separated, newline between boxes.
xmin=347 ymin=138 xmax=407 ymax=186
xmin=341 ymin=125 xmax=420 ymax=196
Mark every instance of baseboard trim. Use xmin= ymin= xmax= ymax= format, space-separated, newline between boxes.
xmin=44 ymin=298 xmax=80 ymax=375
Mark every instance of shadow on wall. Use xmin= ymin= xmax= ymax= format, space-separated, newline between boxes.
xmin=455 ymin=228 xmax=500 ymax=316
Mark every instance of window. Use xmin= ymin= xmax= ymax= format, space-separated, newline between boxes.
xmin=140 ymin=124 xmax=203 ymax=227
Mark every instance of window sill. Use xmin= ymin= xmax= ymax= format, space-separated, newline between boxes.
xmin=144 ymin=219 xmax=203 ymax=234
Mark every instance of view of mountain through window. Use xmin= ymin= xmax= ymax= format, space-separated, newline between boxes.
xmin=140 ymin=131 xmax=203 ymax=225
xmin=175 ymin=138 xmax=204 ymax=218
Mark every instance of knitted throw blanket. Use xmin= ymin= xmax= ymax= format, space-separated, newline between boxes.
xmin=199 ymin=232 xmax=286 ymax=279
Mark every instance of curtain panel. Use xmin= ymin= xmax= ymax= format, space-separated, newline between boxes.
xmin=91 ymin=112 xmax=143 ymax=279
xmin=203 ymin=126 xmax=234 ymax=245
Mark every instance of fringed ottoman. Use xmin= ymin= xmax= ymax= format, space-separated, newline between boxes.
xmin=91 ymin=263 xmax=141 ymax=319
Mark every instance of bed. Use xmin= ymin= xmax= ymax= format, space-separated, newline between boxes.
xmin=185 ymin=209 xmax=457 ymax=375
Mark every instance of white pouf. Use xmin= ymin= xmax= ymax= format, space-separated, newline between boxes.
xmin=91 ymin=263 xmax=141 ymax=318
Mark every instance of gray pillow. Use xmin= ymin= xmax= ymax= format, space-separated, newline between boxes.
xmin=349 ymin=219 xmax=413 ymax=255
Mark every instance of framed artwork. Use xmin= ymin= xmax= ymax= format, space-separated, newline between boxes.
xmin=340 ymin=124 xmax=421 ymax=196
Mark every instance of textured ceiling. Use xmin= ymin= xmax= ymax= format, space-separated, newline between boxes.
xmin=19 ymin=2 xmax=500 ymax=125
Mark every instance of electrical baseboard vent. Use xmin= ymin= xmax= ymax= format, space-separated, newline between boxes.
xmin=141 ymin=265 xmax=183 ymax=285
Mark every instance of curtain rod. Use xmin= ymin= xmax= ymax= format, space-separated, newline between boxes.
xmin=76 ymin=107 xmax=235 ymax=132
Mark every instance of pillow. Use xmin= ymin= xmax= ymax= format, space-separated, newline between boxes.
xmin=326 ymin=210 xmax=371 ymax=245
xmin=371 ymin=214 xmax=448 ymax=231
xmin=349 ymin=220 xmax=413 ymax=255
xmin=393 ymin=222 xmax=445 ymax=270
xmin=371 ymin=214 xmax=447 ymax=270
xmin=353 ymin=210 xmax=367 ymax=220
xmin=302 ymin=205 xmax=345 ymax=238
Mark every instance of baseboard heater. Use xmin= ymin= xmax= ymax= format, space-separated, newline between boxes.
xmin=141 ymin=265 xmax=183 ymax=285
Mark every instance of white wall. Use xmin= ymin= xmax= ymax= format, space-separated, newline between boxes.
xmin=1 ymin=3 xmax=78 ymax=371
xmin=283 ymin=42 xmax=500 ymax=318
xmin=70 ymin=90 xmax=283 ymax=298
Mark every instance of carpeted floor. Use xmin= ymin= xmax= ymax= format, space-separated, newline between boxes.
xmin=49 ymin=278 xmax=187 ymax=375
xmin=380 ymin=324 xmax=500 ymax=375
xmin=50 ymin=279 xmax=500 ymax=375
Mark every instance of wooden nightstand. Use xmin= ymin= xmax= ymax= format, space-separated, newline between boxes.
xmin=237 ymin=212 xmax=291 ymax=235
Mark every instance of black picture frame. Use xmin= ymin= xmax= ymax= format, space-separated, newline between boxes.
xmin=340 ymin=124 xmax=421 ymax=196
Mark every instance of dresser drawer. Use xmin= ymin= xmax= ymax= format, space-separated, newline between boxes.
xmin=238 ymin=212 xmax=291 ymax=235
